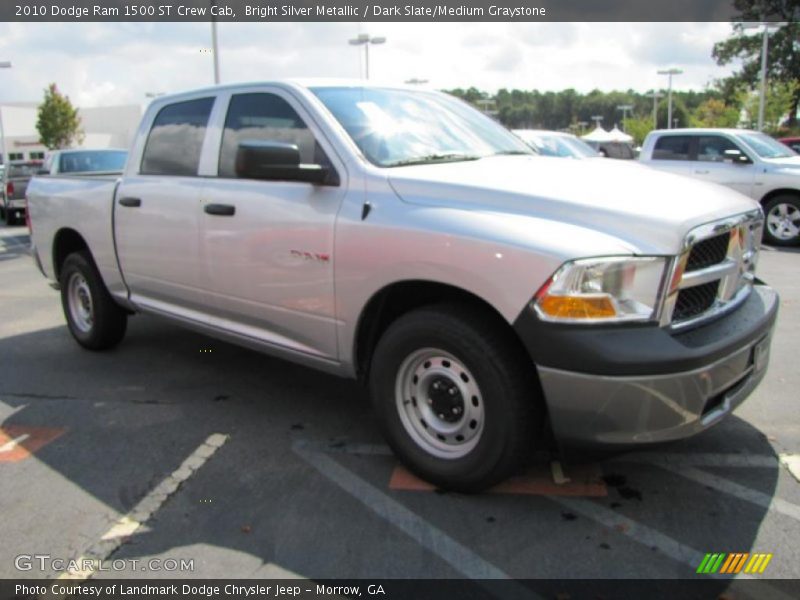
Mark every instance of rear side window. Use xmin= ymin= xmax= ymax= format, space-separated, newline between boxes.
xmin=696 ymin=136 xmax=740 ymax=163
xmin=218 ymin=93 xmax=317 ymax=178
xmin=652 ymin=135 xmax=691 ymax=161
xmin=141 ymin=98 xmax=214 ymax=176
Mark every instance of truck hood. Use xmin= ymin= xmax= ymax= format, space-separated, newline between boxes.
xmin=763 ymin=155 xmax=800 ymax=171
xmin=387 ymin=156 xmax=759 ymax=255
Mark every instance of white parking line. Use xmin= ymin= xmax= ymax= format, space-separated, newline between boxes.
xmin=292 ymin=440 xmax=541 ymax=600
xmin=615 ymin=452 xmax=780 ymax=468
xmin=779 ymin=454 xmax=800 ymax=483
xmin=659 ymin=465 xmax=800 ymax=523
xmin=57 ymin=433 xmax=229 ymax=580
xmin=0 ymin=433 xmax=29 ymax=453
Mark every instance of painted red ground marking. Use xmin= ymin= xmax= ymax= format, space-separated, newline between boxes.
xmin=0 ymin=425 xmax=66 ymax=463
xmin=389 ymin=463 xmax=607 ymax=497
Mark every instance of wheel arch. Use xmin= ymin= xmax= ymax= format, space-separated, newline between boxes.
xmin=52 ymin=228 xmax=93 ymax=281
xmin=353 ymin=279 xmax=532 ymax=381
xmin=759 ymin=188 xmax=800 ymax=207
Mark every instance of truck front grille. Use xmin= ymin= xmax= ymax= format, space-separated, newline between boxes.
xmin=685 ymin=232 xmax=730 ymax=272
xmin=673 ymin=281 xmax=720 ymax=321
xmin=661 ymin=211 xmax=763 ymax=330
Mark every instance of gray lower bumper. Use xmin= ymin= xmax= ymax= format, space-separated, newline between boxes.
xmin=537 ymin=332 xmax=772 ymax=446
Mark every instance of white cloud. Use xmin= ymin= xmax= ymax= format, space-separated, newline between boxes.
xmin=0 ymin=22 xmax=740 ymax=108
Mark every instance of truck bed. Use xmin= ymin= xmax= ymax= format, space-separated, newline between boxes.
xmin=26 ymin=174 xmax=127 ymax=297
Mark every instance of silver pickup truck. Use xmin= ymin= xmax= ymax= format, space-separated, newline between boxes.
xmin=640 ymin=128 xmax=800 ymax=247
xmin=27 ymin=81 xmax=778 ymax=491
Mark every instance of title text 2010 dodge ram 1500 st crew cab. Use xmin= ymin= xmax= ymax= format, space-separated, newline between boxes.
xmin=27 ymin=81 xmax=778 ymax=491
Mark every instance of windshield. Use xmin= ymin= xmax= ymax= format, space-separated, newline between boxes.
xmin=738 ymin=132 xmax=796 ymax=159
xmin=59 ymin=150 xmax=128 ymax=173
xmin=8 ymin=164 xmax=41 ymax=178
xmin=311 ymin=87 xmax=533 ymax=167
xmin=516 ymin=131 xmax=598 ymax=159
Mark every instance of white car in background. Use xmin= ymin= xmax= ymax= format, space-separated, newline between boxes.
xmin=513 ymin=130 xmax=600 ymax=159
xmin=640 ymin=128 xmax=800 ymax=246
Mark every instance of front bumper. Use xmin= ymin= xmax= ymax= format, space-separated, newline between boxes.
xmin=513 ymin=285 xmax=778 ymax=447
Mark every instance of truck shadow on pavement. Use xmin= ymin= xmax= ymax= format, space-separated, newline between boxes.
xmin=0 ymin=315 xmax=793 ymax=595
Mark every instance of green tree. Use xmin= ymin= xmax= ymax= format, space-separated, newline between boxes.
xmin=712 ymin=1 xmax=800 ymax=126
xmin=739 ymin=80 xmax=799 ymax=131
xmin=691 ymin=97 xmax=741 ymax=128
xmin=624 ymin=116 xmax=655 ymax=146
xmin=36 ymin=83 xmax=83 ymax=150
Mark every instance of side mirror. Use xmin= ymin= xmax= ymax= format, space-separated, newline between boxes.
xmin=235 ymin=141 xmax=335 ymax=185
xmin=724 ymin=148 xmax=752 ymax=164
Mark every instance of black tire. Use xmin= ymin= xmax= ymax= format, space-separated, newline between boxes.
xmin=763 ymin=195 xmax=800 ymax=247
xmin=368 ymin=304 xmax=542 ymax=492
xmin=59 ymin=251 xmax=127 ymax=350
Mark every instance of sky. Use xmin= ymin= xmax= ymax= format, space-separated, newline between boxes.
xmin=0 ymin=22 xmax=743 ymax=108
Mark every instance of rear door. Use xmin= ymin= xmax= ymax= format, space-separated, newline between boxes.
xmin=115 ymin=96 xmax=217 ymax=315
xmin=647 ymin=134 xmax=694 ymax=177
xmin=199 ymin=87 xmax=346 ymax=360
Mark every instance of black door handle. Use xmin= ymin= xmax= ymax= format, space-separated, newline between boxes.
xmin=204 ymin=203 xmax=236 ymax=216
xmin=118 ymin=197 xmax=141 ymax=207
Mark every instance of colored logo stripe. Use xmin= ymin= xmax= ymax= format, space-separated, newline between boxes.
xmin=744 ymin=553 xmax=773 ymax=574
xmin=698 ymin=553 xmax=773 ymax=575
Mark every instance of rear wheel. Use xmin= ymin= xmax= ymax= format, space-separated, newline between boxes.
xmin=60 ymin=251 xmax=127 ymax=350
xmin=763 ymin=195 xmax=800 ymax=247
xmin=369 ymin=304 xmax=541 ymax=492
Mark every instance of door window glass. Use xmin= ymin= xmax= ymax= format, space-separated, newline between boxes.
xmin=652 ymin=135 xmax=691 ymax=161
xmin=696 ymin=136 xmax=742 ymax=163
xmin=141 ymin=97 xmax=214 ymax=176
xmin=219 ymin=93 xmax=318 ymax=178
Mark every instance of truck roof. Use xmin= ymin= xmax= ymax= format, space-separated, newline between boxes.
xmin=647 ymin=128 xmax=758 ymax=136
xmin=147 ymin=79 xmax=439 ymax=105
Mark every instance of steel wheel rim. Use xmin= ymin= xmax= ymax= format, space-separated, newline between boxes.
xmin=395 ymin=348 xmax=485 ymax=460
xmin=767 ymin=203 xmax=800 ymax=241
xmin=67 ymin=272 xmax=94 ymax=333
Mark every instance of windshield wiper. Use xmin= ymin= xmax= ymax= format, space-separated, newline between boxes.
xmin=490 ymin=150 xmax=533 ymax=156
xmin=385 ymin=153 xmax=481 ymax=167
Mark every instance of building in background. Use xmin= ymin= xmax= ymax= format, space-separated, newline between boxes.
xmin=0 ymin=102 xmax=141 ymax=164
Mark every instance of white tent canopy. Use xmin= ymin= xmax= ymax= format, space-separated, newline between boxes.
xmin=581 ymin=126 xmax=616 ymax=143
xmin=609 ymin=125 xmax=633 ymax=143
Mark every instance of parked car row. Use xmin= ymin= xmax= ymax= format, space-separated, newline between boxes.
xmin=2 ymin=148 xmax=128 ymax=226
xmin=640 ymin=129 xmax=800 ymax=247
xmin=513 ymin=127 xmax=800 ymax=246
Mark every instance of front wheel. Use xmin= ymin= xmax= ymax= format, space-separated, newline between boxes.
xmin=60 ymin=251 xmax=127 ymax=350
xmin=763 ymin=195 xmax=800 ymax=247
xmin=369 ymin=304 xmax=542 ymax=492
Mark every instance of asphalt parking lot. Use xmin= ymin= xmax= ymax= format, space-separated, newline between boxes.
xmin=1 ymin=222 xmax=799 ymax=595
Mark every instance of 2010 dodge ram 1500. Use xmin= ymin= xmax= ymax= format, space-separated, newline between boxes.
xmin=26 ymin=81 xmax=778 ymax=491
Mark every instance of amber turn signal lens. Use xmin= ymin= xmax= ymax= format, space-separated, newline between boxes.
xmin=537 ymin=295 xmax=617 ymax=319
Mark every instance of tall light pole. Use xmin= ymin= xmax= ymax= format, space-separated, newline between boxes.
xmin=208 ymin=0 xmax=221 ymax=84
xmin=646 ymin=91 xmax=662 ymax=129
xmin=617 ymin=104 xmax=633 ymax=132
xmin=591 ymin=115 xmax=604 ymax=128
xmin=0 ymin=61 xmax=11 ymax=168
xmin=657 ymin=68 xmax=683 ymax=129
xmin=742 ymin=22 xmax=783 ymax=131
xmin=348 ymin=33 xmax=386 ymax=80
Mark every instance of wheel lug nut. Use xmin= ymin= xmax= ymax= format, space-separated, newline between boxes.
xmin=427 ymin=398 xmax=433 ymax=405
xmin=452 ymin=407 xmax=460 ymax=414
xmin=449 ymin=388 xmax=457 ymax=396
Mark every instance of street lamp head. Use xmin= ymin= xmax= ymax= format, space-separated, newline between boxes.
xmin=657 ymin=68 xmax=683 ymax=75
xmin=0 ymin=61 xmax=11 ymax=69
xmin=370 ymin=37 xmax=386 ymax=45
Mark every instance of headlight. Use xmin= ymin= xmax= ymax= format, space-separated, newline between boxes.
xmin=534 ymin=257 xmax=667 ymax=323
